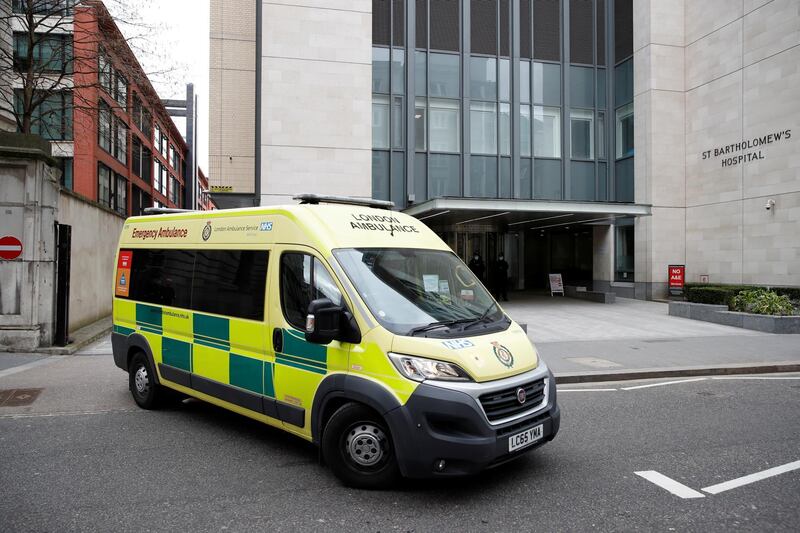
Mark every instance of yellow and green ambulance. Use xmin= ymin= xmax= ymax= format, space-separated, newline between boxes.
xmin=112 ymin=194 xmax=560 ymax=488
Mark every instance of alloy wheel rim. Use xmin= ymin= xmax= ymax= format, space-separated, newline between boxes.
xmin=134 ymin=365 xmax=149 ymax=395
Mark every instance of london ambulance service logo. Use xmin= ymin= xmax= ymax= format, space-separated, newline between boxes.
xmin=491 ymin=341 xmax=514 ymax=368
xmin=202 ymin=221 xmax=212 ymax=241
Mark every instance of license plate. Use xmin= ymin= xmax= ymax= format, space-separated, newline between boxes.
xmin=508 ymin=424 xmax=543 ymax=452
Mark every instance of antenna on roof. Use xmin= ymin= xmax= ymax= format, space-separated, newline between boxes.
xmin=293 ymin=194 xmax=395 ymax=210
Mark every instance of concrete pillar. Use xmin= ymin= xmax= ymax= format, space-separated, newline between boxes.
xmin=0 ymin=136 xmax=60 ymax=350
xmin=592 ymin=225 xmax=614 ymax=291
xmin=632 ymin=0 xmax=686 ymax=300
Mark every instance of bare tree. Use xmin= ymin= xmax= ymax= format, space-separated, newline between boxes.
xmin=0 ymin=0 xmax=176 ymax=138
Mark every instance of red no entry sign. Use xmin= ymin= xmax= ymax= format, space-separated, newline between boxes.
xmin=0 ymin=236 xmax=23 ymax=260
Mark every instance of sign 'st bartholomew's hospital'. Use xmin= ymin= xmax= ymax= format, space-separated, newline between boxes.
xmin=208 ymin=0 xmax=800 ymax=299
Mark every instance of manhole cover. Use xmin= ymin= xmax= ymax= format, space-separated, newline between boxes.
xmin=0 ymin=388 xmax=43 ymax=407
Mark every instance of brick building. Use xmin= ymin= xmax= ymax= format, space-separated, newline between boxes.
xmin=10 ymin=0 xmax=212 ymax=215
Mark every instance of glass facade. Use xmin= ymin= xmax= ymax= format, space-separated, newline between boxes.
xmin=372 ymin=0 xmax=633 ymax=208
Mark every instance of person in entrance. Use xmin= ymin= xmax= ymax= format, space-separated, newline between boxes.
xmin=492 ymin=253 xmax=509 ymax=302
xmin=468 ymin=252 xmax=485 ymax=282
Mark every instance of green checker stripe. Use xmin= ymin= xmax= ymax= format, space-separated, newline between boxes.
xmin=282 ymin=329 xmax=327 ymax=364
xmin=263 ymin=362 xmax=275 ymax=398
xmin=276 ymin=355 xmax=327 ymax=375
xmin=193 ymin=314 xmax=230 ymax=350
xmin=162 ymin=337 xmax=192 ymax=372
xmin=114 ymin=325 xmax=135 ymax=336
xmin=229 ymin=353 xmax=263 ymax=395
xmin=136 ymin=303 xmax=163 ymax=334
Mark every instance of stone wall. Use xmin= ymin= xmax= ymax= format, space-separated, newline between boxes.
xmin=258 ymin=0 xmax=372 ymax=205
xmin=633 ymin=0 xmax=800 ymax=298
xmin=209 ymin=0 xmax=257 ymax=195
xmin=57 ymin=191 xmax=125 ymax=332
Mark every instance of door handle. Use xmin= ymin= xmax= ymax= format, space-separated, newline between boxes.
xmin=272 ymin=328 xmax=283 ymax=353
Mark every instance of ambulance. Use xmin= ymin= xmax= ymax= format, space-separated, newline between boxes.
xmin=111 ymin=194 xmax=560 ymax=488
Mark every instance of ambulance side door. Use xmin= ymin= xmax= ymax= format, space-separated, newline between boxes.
xmin=267 ymin=245 xmax=350 ymax=436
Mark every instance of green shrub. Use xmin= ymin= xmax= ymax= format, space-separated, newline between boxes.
xmin=685 ymin=284 xmax=800 ymax=309
xmin=731 ymin=289 xmax=794 ymax=316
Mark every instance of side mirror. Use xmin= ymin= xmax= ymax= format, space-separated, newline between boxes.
xmin=305 ymin=298 xmax=341 ymax=345
xmin=305 ymin=298 xmax=362 ymax=345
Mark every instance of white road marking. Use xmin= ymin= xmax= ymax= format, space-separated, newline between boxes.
xmin=634 ymin=470 xmax=706 ymax=499
xmin=710 ymin=376 xmax=800 ymax=380
xmin=621 ymin=377 xmax=707 ymax=391
xmin=0 ymin=356 xmax=66 ymax=379
xmin=557 ymin=388 xmax=618 ymax=392
xmin=702 ymin=460 xmax=800 ymax=495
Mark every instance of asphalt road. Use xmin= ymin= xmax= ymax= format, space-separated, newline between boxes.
xmin=1 ymin=347 xmax=799 ymax=532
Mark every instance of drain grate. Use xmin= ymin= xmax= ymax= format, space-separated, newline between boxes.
xmin=0 ymin=388 xmax=43 ymax=407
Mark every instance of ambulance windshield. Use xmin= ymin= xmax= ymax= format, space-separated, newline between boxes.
xmin=333 ymin=248 xmax=508 ymax=337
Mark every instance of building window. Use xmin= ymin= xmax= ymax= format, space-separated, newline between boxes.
xmin=615 ymin=221 xmax=634 ymax=281
xmin=114 ymin=119 xmax=127 ymax=164
xmin=570 ymin=109 xmax=593 ymax=160
xmin=429 ymin=154 xmax=460 ymax=196
xmin=132 ymin=94 xmax=152 ymax=137
xmin=14 ymin=90 xmax=72 ymax=140
xmin=115 ymin=72 xmax=128 ymax=108
xmin=13 ymin=0 xmax=77 ymax=15
xmin=372 ymin=47 xmax=390 ymax=93
xmin=372 ymin=94 xmax=390 ymax=149
xmin=414 ymin=97 xmax=426 ymax=151
xmin=470 ymin=56 xmax=497 ymax=100
xmin=470 ymin=0 xmax=497 ymax=55
xmin=13 ymin=32 xmax=72 ymax=73
xmin=615 ymin=102 xmax=633 ymax=158
xmin=98 ymin=100 xmax=112 ymax=152
xmin=153 ymin=123 xmax=161 ymax=150
xmin=429 ymin=53 xmax=460 ymax=98
xmin=115 ymin=174 xmax=127 ymax=215
xmin=597 ymin=111 xmax=606 ymax=159
xmin=160 ymin=130 xmax=168 ymax=157
xmin=132 ymin=137 xmax=142 ymax=177
xmin=470 ymin=101 xmax=497 ymax=155
xmin=98 ymin=163 xmax=112 ymax=208
xmin=532 ymin=62 xmax=561 ymax=106
xmin=533 ymin=106 xmax=561 ymax=158
xmin=429 ymin=98 xmax=460 ymax=153
xmin=59 ymin=157 xmax=73 ymax=190
xmin=98 ymin=47 xmax=112 ymax=94
xmin=520 ymin=105 xmax=532 ymax=157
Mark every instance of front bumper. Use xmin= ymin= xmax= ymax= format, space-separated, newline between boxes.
xmin=385 ymin=367 xmax=560 ymax=478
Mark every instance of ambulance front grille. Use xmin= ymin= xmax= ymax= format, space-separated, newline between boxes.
xmin=478 ymin=378 xmax=546 ymax=422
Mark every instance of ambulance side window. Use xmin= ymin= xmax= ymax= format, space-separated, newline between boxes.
xmin=280 ymin=253 xmax=342 ymax=330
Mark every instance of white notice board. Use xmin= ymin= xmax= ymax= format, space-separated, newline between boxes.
xmin=549 ymin=273 xmax=564 ymax=296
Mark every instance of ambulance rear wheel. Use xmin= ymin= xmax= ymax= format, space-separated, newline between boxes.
xmin=322 ymin=403 xmax=399 ymax=489
xmin=128 ymin=351 xmax=163 ymax=410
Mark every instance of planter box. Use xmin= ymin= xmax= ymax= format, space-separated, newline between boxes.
xmin=669 ymin=302 xmax=800 ymax=334
xmin=565 ymin=285 xmax=616 ymax=304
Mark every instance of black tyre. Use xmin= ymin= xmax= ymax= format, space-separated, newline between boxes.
xmin=128 ymin=351 xmax=163 ymax=409
xmin=321 ymin=403 xmax=400 ymax=489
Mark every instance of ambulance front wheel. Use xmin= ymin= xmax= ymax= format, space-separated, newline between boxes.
xmin=322 ymin=403 xmax=400 ymax=489
xmin=128 ymin=351 xmax=164 ymax=410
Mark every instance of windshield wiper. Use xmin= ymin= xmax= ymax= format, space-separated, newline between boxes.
xmin=407 ymin=318 xmax=474 ymax=337
xmin=461 ymin=301 xmax=499 ymax=331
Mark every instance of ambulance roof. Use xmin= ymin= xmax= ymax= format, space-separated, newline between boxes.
xmin=119 ymin=203 xmax=450 ymax=253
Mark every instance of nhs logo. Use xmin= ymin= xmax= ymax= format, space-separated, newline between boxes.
xmin=260 ymin=222 xmax=273 ymax=231
xmin=442 ymin=339 xmax=475 ymax=350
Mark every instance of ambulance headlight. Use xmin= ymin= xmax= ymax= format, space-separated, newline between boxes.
xmin=388 ymin=353 xmax=472 ymax=382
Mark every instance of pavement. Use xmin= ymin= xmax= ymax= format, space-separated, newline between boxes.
xmin=1 ymin=341 xmax=798 ymax=531
xmin=502 ymin=294 xmax=800 ymax=380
